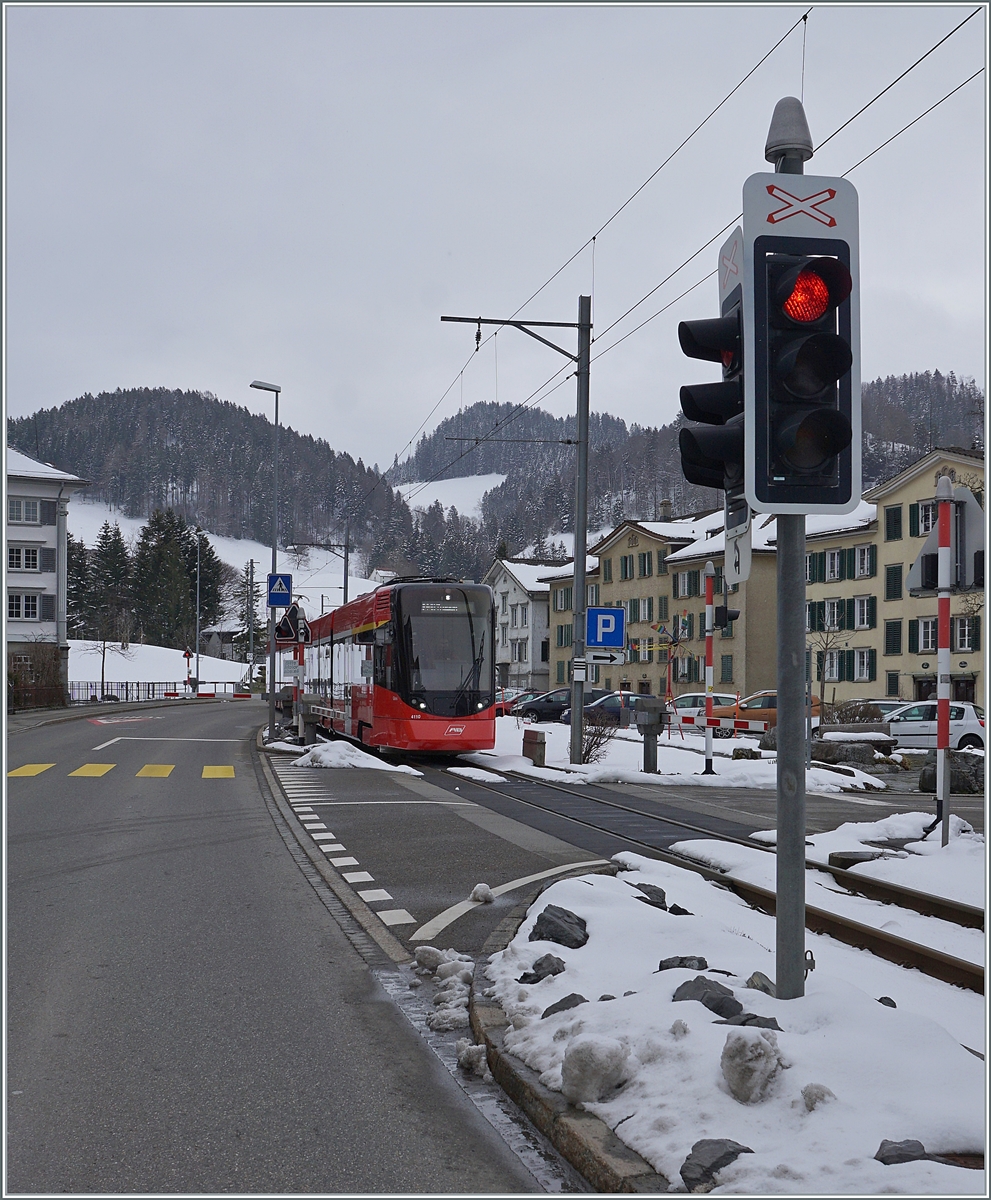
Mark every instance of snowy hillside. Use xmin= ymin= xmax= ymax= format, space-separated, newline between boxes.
xmin=399 ymin=474 xmax=506 ymax=517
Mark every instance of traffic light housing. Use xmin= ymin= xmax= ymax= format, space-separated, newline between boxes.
xmin=678 ymin=287 xmax=745 ymax=495
xmin=713 ymin=604 xmax=741 ymax=629
xmin=752 ymin=239 xmax=855 ymax=508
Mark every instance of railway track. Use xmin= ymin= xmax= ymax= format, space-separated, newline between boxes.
xmin=420 ymin=763 xmax=984 ymax=995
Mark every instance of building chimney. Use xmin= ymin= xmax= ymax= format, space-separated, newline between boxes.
xmin=658 ymin=498 xmax=672 ymax=521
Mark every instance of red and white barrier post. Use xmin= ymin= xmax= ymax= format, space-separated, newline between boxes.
xmin=936 ymin=475 xmax=953 ymax=846
xmin=703 ymin=561 xmax=715 ymax=774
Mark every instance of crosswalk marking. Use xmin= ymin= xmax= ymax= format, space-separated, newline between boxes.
xmin=68 ymin=763 xmax=116 ymax=777
xmin=378 ymin=909 xmax=416 ymax=927
xmin=311 ymin=832 xmax=338 ymax=840
xmin=7 ymin=764 xmax=55 ymax=777
xmin=342 ymin=871 xmax=374 ymax=883
xmin=136 ymin=764 xmax=175 ymax=778
xmin=357 ymin=889 xmax=393 ymax=902
xmin=328 ymin=855 xmax=359 ymax=866
xmin=202 ymin=766 xmax=235 ymax=778
xmin=318 ymin=844 xmax=347 ymax=854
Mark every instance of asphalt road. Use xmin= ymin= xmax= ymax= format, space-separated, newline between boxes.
xmin=6 ymin=703 xmax=543 ymax=1194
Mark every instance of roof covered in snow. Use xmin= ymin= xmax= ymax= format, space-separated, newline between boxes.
xmin=537 ymin=556 xmax=599 ymax=584
xmin=488 ymin=560 xmax=553 ymax=594
xmin=7 ymin=447 xmax=88 ymax=486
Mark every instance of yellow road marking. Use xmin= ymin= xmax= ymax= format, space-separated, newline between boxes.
xmin=202 ymin=765 xmax=235 ymax=778
xmin=68 ymin=763 xmax=116 ymax=777
xmin=8 ymin=763 xmax=56 ymax=777
xmin=136 ymin=764 xmax=175 ymax=778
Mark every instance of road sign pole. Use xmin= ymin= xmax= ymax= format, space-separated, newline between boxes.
xmin=936 ymin=475 xmax=953 ymax=847
xmin=703 ymin=561 xmax=716 ymax=774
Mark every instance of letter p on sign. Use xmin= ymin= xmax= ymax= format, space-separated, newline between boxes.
xmin=596 ymin=613 xmax=615 ymax=641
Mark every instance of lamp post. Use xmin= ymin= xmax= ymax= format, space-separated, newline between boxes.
xmin=195 ymin=527 xmax=202 ymax=694
xmin=251 ymin=379 xmax=281 ymax=741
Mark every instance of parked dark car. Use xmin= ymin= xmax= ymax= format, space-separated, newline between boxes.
xmin=561 ymin=690 xmax=649 ymax=727
xmin=517 ymin=686 xmax=609 ymax=723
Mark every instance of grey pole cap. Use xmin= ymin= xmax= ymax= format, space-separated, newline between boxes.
xmin=764 ymin=97 xmax=813 ymax=165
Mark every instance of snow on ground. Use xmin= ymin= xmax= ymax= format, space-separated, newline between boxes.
xmin=69 ymin=639 xmax=249 ymax=685
xmin=752 ymin=813 xmax=987 ymax=910
xmin=293 ymin=740 xmax=422 ymax=775
xmin=68 ymin=499 xmax=376 ymax=618
xmin=463 ymin=718 xmax=885 ymax=794
xmin=447 ymin=766 xmax=508 ymax=783
xmin=484 ymin=858 xmax=985 ymax=1194
xmin=399 ymin=473 xmax=506 ymax=517
xmin=671 ymin=826 xmax=984 ymax=965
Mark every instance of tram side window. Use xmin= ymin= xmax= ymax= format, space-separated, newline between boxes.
xmin=332 ymin=638 xmax=368 ymax=696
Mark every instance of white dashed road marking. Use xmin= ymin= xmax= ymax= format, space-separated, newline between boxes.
xmin=357 ymin=889 xmax=393 ymax=902
xmin=343 ymin=871 xmax=374 ymax=883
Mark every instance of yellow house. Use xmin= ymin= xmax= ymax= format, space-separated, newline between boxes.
xmin=805 ymin=447 xmax=984 ymax=707
xmin=542 ymin=510 xmax=777 ymax=700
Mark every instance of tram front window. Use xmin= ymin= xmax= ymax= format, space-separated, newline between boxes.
xmin=396 ymin=585 xmax=495 ymax=715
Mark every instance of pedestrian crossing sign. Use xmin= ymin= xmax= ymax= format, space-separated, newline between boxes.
xmin=267 ymin=573 xmax=292 ymax=607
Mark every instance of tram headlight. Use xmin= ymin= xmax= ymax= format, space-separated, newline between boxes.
xmin=476 ymin=702 xmax=484 ymax=710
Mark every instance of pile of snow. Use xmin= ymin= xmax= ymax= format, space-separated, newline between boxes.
xmin=752 ymin=812 xmax=986 ymax=909
xmin=294 ymin=740 xmax=422 ymax=775
xmin=484 ymin=858 xmax=984 ymax=1194
xmin=410 ymin=945 xmax=476 ymax=1032
xmin=447 ymin=766 xmax=508 ymax=783
xmin=465 ymin=719 xmax=884 ymax=793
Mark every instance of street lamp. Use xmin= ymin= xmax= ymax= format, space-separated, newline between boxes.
xmin=251 ymin=379 xmax=281 ymax=741
xmin=195 ymin=527 xmax=202 ymax=694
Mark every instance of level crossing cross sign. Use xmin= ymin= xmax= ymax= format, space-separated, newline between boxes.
xmin=267 ymin=573 xmax=292 ymax=607
xmin=274 ymin=602 xmax=311 ymax=644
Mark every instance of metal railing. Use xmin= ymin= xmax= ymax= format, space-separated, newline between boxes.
xmin=68 ymin=681 xmax=253 ymax=703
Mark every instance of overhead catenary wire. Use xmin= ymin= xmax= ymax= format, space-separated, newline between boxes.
xmin=354 ymin=8 xmax=982 ymax=521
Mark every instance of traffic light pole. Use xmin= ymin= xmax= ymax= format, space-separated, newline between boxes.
xmin=703 ymin=561 xmax=715 ymax=774
xmin=772 ymin=142 xmax=808 ymax=1001
xmin=936 ymin=475 xmax=953 ymax=847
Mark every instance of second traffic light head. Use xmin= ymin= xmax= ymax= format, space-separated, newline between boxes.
xmin=679 ymin=414 xmax=744 ymax=490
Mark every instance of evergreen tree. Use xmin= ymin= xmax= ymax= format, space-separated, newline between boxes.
xmin=65 ymin=532 xmax=93 ymax=637
xmin=231 ymin=562 xmax=266 ymax=665
xmin=131 ymin=509 xmax=223 ymax=648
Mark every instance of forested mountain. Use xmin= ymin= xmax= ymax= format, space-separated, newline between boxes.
xmin=8 ymin=371 xmax=983 ymax=587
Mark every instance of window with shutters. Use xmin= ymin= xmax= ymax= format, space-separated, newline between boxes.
xmin=620 ymin=555 xmax=634 ymax=580
xmin=884 ymin=564 xmax=903 ymax=600
xmin=884 ymin=506 xmax=902 ymax=541
xmin=805 ymin=554 xmax=814 ymax=584
xmin=824 ymin=650 xmax=840 ymax=681
xmin=9 ymin=593 xmax=39 ymax=619
xmin=918 ymin=501 xmax=936 ymax=535
xmin=501 ymin=623 xmax=509 ymax=647
xmin=825 ymin=599 xmax=843 ymax=630
xmin=8 ymin=546 xmax=40 ymax=571
xmin=586 ymin=585 xmax=598 ymax=607
xmin=627 ymin=597 xmax=640 ymax=624
xmin=854 ymin=596 xmax=871 ymax=629
xmin=954 ymin=616 xmax=973 ymax=652
xmin=602 ymin=558 xmax=612 ymax=583
xmin=510 ymin=604 xmax=518 ymax=628
xmin=855 ymin=543 xmax=875 ymax=577
xmin=920 ymin=618 xmax=937 ymax=652
xmin=854 ymin=648 xmax=875 ymax=682
xmin=555 ymin=623 xmax=572 ymax=648
xmin=720 ymin=654 xmax=733 ymax=683
xmin=826 ymin=550 xmax=843 ymax=581
xmin=884 ymin=620 xmax=902 ymax=655
xmin=40 ymin=594 xmax=56 ymax=621
xmin=657 ymin=547 xmax=668 ymax=574
xmin=554 ymin=587 xmax=573 ymax=611
xmin=520 ymin=604 xmax=529 ymax=627
xmin=638 ymin=551 xmax=653 ymax=578
xmin=698 ymin=611 xmax=706 ymax=639
xmin=556 ymin=660 xmax=565 ymax=683
xmin=8 ymin=498 xmax=40 ymax=524
xmin=657 ymin=595 xmax=669 ymax=622
xmin=886 ymin=671 xmax=900 ymax=697
xmin=501 ymin=593 xmax=508 ymax=615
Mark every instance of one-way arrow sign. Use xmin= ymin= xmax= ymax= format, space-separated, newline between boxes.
xmin=587 ymin=648 xmax=626 ymax=665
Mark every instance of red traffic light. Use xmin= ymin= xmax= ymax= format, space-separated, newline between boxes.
xmin=774 ymin=257 xmax=851 ymax=325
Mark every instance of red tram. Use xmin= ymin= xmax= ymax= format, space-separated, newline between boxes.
xmin=308 ymin=579 xmax=496 ymax=752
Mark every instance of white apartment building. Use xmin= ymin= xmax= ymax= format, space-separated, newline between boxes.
xmin=482 ymin=559 xmax=552 ymax=691
xmin=6 ymin=448 xmax=88 ymax=694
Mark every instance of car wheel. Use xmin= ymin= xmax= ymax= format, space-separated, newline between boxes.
xmin=957 ymin=734 xmax=984 ymax=750
xmin=522 ymin=711 xmax=538 ymax=724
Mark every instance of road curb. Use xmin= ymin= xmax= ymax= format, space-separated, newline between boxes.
xmin=469 ymin=984 xmax=670 ymax=1194
xmin=254 ymin=729 xmax=412 ymax=966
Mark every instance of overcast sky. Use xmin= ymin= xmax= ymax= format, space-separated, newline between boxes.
xmin=4 ymin=3 xmax=986 ymax=473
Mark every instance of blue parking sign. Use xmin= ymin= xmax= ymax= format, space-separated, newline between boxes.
xmin=267 ymin=573 xmax=293 ymax=607
xmin=586 ymin=606 xmax=625 ymax=648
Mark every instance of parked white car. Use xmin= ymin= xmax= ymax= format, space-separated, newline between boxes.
xmin=886 ymin=701 xmax=985 ymax=750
